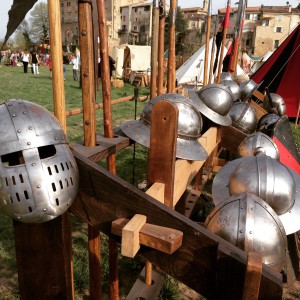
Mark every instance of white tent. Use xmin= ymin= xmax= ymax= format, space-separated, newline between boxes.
xmin=176 ymin=39 xmax=245 ymax=84
xmin=250 ymin=50 xmax=273 ymax=74
xmin=112 ymin=45 xmax=125 ymax=78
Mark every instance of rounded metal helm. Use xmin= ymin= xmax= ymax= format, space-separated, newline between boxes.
xmin=0 ymin=99 xmax=79 ymax=224
xmin=239 ymin=79 xmax=262 ymax=101
xmin=120 ymin=93 xmax=208 ymax=161
xmin=220 ymin=79 xmax=241 ymax=101
xmin=257 ymin=113 xmax=280 ymax=135
xmin=263 ymin=93 xmax=286 ymax=116
xmin=205 ymin=192 xmax=287 ymax=273
xmin=220 ymin=72 xmax=234 ymax=81
xmin=188 ymin=83 xmax=234 ymax=126
xmin=212 ymin=156 xmax=300 ymax=235
xmin=229 ymin=102 xmax=257 ymax=134
xmin=238 ymin=132 xmax=280 ymax=160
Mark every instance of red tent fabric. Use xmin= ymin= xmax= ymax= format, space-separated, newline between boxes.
xmin=251 ymin=24 xmax=300 ymax=117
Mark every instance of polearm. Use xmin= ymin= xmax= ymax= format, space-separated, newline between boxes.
xmin=203 ymin=0 xmax=212 ymax=86
xmin=97 ymin=0 xmax=119 ymax=299
xmin=229 ymin=0 xmax=245 ymax=75
xmin=208 ymin=16 xmax=218 ymax=84
xmin=167 ymin=0 xmax=177 ymax=93
xmin=216 ymin=0 xmax=231 ymax=82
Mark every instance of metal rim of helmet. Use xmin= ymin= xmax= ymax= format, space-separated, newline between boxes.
xmin=0 ymin=99 xmax=79 ymax=223
xmin=239 ymin=79 xmax=263 ymax=101
xmin=263 ymin=93 xmax=286 ymax=116
xmin=205 ymin=192 xmax=287 ymax=273
xmin=120 ymin=93 xmax=208 ymax=161
xmin=220 ymin=79 xmax=241 ymax=101
xmin=257 ymin=113 xmax=280 ymax=133
xmin=212 ymin=156 xmax=300 ymax=235
xmin=238 ymin=132 xmax=280 ymax=160
xmin=188 ymin=84 xmax=234 ymax=126
xmin=220 ymin=72 xmax=234 ymax=81
xmin=229 ymin=102 xmax=257 ymax=134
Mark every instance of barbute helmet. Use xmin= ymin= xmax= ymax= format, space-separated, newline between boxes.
xmin=0 ymin=99 xmax=79 ymax=223
xmin=239 ymin=79 xmax=262 ymax=101
xmin=263 ymin=93 xmax=286 ymax=116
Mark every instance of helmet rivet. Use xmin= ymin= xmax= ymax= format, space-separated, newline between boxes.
xmin=67 ymin=202 xmax=70 ymax=206
xmin=37 ymin=185 xmax=41 ymax=188
xmin=239 ymin=230 xmax=243 ymax=233
xmin=12 ymin=114 xmax=16 ymax=117
xmin=17 ymin=129 xmax=21 ymax=133
xmin=23 ymin=111 xmax=27 ymax=114
xmin=31 ymin=163 xmax=36 ymax=166
xmin=43 ymin=208 xmax=47 ymax=212
xmin=28 ymin=126 xmax=33 ymax=130
xmin=249 ymin=231 xmax=253 ymax=234
xmin=27 ymin=142 xmax=31 ymax=146
xmin=55 ymin=137 xmax=58 ymax=140
xmin=241 ymin=206 xmax=244 ymax=209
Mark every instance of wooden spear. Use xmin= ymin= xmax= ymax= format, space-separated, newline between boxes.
xmin=97 ymin=0 xmax=119 ymax=299
xmin=203 ymin=0 xmax=212 ymax=86
xmin=208 ymin=16 xmax=218 ymax=84
xmin=167 ymin=0 xmax=177 ymax=93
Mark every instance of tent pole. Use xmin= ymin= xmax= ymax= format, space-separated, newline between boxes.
xmin=203 ymin=0 xmax=212 ymax=86
xmin=295 ymin=99 xmax=300 ymax=128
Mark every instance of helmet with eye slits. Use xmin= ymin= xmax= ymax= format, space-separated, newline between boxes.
xmin=257 ymin=113 xmax=280 ymax=136
xmin=120 ymin=93 xmax=208 ymax=161
xmin=263 ymin=93 xmax=286 ymax=116
xmin=0 ymin=99 xmax=79 ymax=224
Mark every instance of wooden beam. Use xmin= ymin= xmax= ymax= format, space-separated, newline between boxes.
xmin=219 ymin=126 xmax=247 ymax=153
xmin=112 ymin=218 xmax=183 ymax=254
xmin=69 ymin=151 xmax=283 ymax=299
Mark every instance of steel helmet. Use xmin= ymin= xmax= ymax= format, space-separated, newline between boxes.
xmin=238 ymin=132 xmax=280 ymax=160
xmin=189 ymin=83 xmax=234 ymax=126
xmin=220 ymin=72 xmax=234 ymax=81
xmin=257 ymin=113 xmax=280 ymax=135
xmin=239 ymin=79 xmax=262 ymax=101
xmin=220 ymin=80 xmax=241 ymax=101
xmin=120 ymin=93 xmax=208 ymax=161
xmin=0 ymin=99 xmax=79 ymax=223
xmin=205 ymin=192 xmax=287 ymax=273
xmin=263 ymin=93 xmax=286 ymax=116
xmin=212 ymin=156 xmax=300 ymax=234
xmin=229 ymin=102 xmax=257 ymax=134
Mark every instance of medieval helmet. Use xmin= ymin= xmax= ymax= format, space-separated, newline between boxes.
xmin=212 ymin=156 xmax=300 ymax=235
xmin=229 ymin=102 xmax=257 ymax=134
xmin=257 ymin=113 xmax=280 ymax=135
xmin=263 ymin=93 xmax=286 ymax=116
xmin=188 ymin=83 xmax=235 ymax=126
xmin=220 ymin=72 xmax=234 ymax=81
xmin=239 ymin=79 xmax=262 ymax=101
xmin=205 ymin=192 xmax=287 ymax=273
xmin=0 ymin=99 xmax=79 ymax=223
xmin=220 ymin=80 xmax=241 ymax=101
xmin=238 ymin=132 xmax=280 ymax=160
xmin=120 ymin=93 xmax=208 ymax=161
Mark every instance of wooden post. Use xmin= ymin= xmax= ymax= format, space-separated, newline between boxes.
xmin=150 ymin=1 xmax=159 ymax=99
xmin=203 ymin=0 xmax=212 ymax=86
xmin=167 ymin=0 xmax=176 ymax=93
xmin=97 ymin=0 xmax=119 ymax=299
xmin=208 ymin=17 xmax=218 ymax=84
xmin=157 ymin=0 xmax=165 ymax=96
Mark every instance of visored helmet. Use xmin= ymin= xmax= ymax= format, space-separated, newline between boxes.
xmin=263 ymin=93 xmax=286 ymax=116
xmin=0 ymin=99 xmax=79 ymax=223
xmin=212 ymin=156 xmax=300 ymax=235
xmin=120 ymin=93 xmax=208 ymax=161
xmin=205 ymin=192 xmax=287 ymax=273
xmin=257 ymin=113 xmax=280 ymax=136
xmin=238 ymin=132 xmax=280 ymax=160
xmin=220 ymin=80 xmax=241 ymax=101
xmin=229 ymin=102 xmax=257 ymax=134
xmin=189 ymin=83 xmax=235 ymax=126
xmin=239 ymin=79 xmax=262 ymax=101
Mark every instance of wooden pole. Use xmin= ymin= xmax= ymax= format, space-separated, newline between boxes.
xmin=295 ymin=99 xmax=300 ymax=128
xmin=78 ymin=1 xmax=101 ymax=300
xmin=150 ymin=1 xmax=159 ymax=99
xmin=203 ymin=0 xmax=212 ymax=86
xmin=97 ymin=0 xmax=119 ymax=299
xmin=208 ymin=17 xmax=218 ymax=84
xmin=217 ymin=0 xmax=231 ymax=83
xmin=157 ymin=0 xmax=166 ymax=96
xmin=167 ymin=0 xmax=176 ymax=93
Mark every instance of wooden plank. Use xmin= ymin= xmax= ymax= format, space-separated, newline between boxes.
xmin=251 ymin=100 xmax=267 ymax=119
xmin=253 ymin=90 xmax=265 ymax=102
xmin=219 ymin=126 xmax=248 ymax=153
xmin=121 ymin=214 xmax=147 ymax=258
xmin=146 ymin=127 xmax=218 ymax=205
xmin=69 ymin=151 xmax=283 ymax=299
xmin=126 ymin=267 xmax=166 ymax=300
xmin=112 ymin=218 xmax=183 ymax=254
xmin=243 ymin=252 xmax=262 ymax=300
xmin=70 ymin=135 xmax=130 ymax=162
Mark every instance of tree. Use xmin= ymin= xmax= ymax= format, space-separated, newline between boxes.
xmin=164 ymin=7 xmax=188 ymax=55
xmin=14 ymin=19 xmax=32 ymax=50
xmin=29 ymin=2 xmax=49 ymax=43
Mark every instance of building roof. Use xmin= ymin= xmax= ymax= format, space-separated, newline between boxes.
xmin=218 ymin=5 xmax=300 ymax=14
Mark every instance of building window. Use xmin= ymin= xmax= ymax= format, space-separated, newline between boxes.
xmin=274 ymin=40 xmax=279 ymax=48
xmin=122 ymin=25 xmax=126 ymax=30
xmin=67 ymin=2 xmax=71 ymax=7
xmin=135 ymin=8 xmax=138 ymax=12
xmin=262 ymin=19 xmax=269 ymax=26
xmin=275 ymin=27 xmax=283 ymax=33
xmin=245 ymin=14 xmax=258 ymax=20
xmin=61 ymin=3 xmax=64 ymax=7
xmin=134 ymin=26 xmax=137 ymax=31
xmin=123 ymin=16 xmax=126 ymax=21
xmin=277 ymin=15 xmax=283 ymax=21
xmin=144 ymin=6 xmax=150 ymax=11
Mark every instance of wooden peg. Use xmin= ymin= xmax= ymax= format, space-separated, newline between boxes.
xmin=121 ymin=214 xmax=147 ymax=258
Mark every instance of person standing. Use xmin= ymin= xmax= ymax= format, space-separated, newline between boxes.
xmin=31 ymin=50 xmax=39 ymax=74
xmin=21 ymin=49 xmax=30 ymax=73
xmin=71 ymin=54 xmax=79 ymax=81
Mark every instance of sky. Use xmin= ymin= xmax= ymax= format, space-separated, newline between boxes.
xmin=1 ymin=0 xmax=299 ymax=41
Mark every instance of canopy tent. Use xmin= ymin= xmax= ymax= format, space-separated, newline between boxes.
xmin=112 ymin=45 xmax=125 ymax=78
xmin=251 ymin=24 xmax=300 ymax=117
xmin=176 ymin=39 xmax=245 ymax=85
